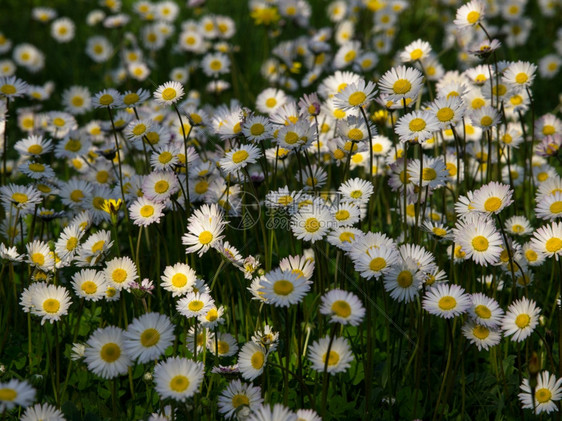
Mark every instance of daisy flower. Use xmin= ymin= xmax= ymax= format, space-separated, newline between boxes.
xmin=501 ymin=297 xmax=540 ymax=342
xmin=153 ymin=81 xmax=184 ymax=105
xmin=219 ymin=144 xmax=262 ymax=175
xmin=407 ymin=157 xmax=449 ymax=189
xmin=519 ymin=371 xmax=562 ymax=414
xmin=400 ymin=39 xmax=432 ymax=63
xmin=28 ymin=283 xmax=71 ymax=325
xmin=535 ymin=191 xmax=562 ymax=220
xmin=238 ymin=342 xmax=267 ymax=381
xmin=333 ymin=79 xmax=377 ymax=110
xmin=291 ymin=204 xmax=335 ymax=243
xmin=502 ymin=61 xmax=537 ymax=88
xmin=104 ymin=256 xmax=138 ymax=291
xmin=0 ymin=379 xmax=36 ymax=412
xmin=461 ymin=321 xmax=502 ymax=351
xmin=161 ymin=262 xmax=197 ymax=296
xmin=454 ymin=0 xmax=486 ymax=29
xmin=530 ymin=221 xmax=562 ymax=260
xmin=218 ymin=380 xmax=263 ymax=420
xmin=129 ymin=197 xmax=165 ymax=227
xmin=383 ymin=258 xmax=423 ymax=303
xmin=422 ymin=283 xmax=471 ymax=319
xmin=469 ymin=293 xmax=504 ymax=328
xmin=84 ymin=326 xmax=131 ymax=379
xmin=256 ymin=88 xmax=287 ymax=114
xmin=14 ymin=135 xmax=53 ymax=157
xmin=395 ymin=110 xmax=440 ymax=143
xmin=71 ymin=269 xmax=107 ymax=302
xmin=0 ymin=76 xmax=28 ymax=98
xmin=26 ymin=240 xmax=54 ymax=272
xmin=21 ymin=403 xmax=65 ymax=421
xmin=177 ymin=292 xmax=215 ymax=319
xmin=470 ymin=181 xmax=513 ymax=215
xmin=142 ymin=171 xmax=179 ymax=202
xmin=319 ymin=289 xmax=365 ymax=326
xmin=470 ymin=105 xmax=501 ymax=130
xmin=453 ymin=214 xmax=503 ymax=265
xmin=154 ymin=357 xmax=204 ymax=401
xmin=182 ymin=210 xmax=226 ymax=256
xmin=354 ymin=245 xmax=399 ymax=280
xmin=51 ymin=17 xmax=75 ymax=42
xmin=208 ymin=333 xmax=239 ymax=358
xmin=92 ymin=88 xmax=123 ymax=109
xmin=125 ymin=119 xmax=152 ymax=141
xmin=338 ymin=177 xmax=374 ymax=204
xmin=124 ymin=312 xmax=175 ymax=364
xmin=242 ymin=115 xmax=273 ymax=143
xmin=308 ymin=336 xmax=353 ymax=375
xmin=0 ymin=184 xmax=42 ymax=214
xmin=251 ymin=325 xmax=279 ymax=352
xmin=428 ymin=96 xmax=466 ymax=129
xmin=378 ymin=65 xmax=423 ymax=102
xmin=260 ymin=269 xmax=310 ymax=307
xmin=201 ymin=52 xmax=231 ymax=77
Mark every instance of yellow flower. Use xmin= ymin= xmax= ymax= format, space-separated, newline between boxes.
xmin=101 ymin=198 xmax=123 ymax=216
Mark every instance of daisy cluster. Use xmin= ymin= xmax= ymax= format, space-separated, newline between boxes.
xmin=0 ymin=0 xmax=561 ymax=419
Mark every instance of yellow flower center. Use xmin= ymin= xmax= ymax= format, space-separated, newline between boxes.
xmin=304 ymin=218 xmax=320 ymax=233
xmin=171 ymin=273 xmax=187 ymax=288
xmin=285 ymin=131 xmax=299 ymax=145
xmin=0 ymin=388 xmax=17 ymax=401
xmin=206 ymin=308 xmax=218 ymax=321
xmin=536 ymin=388 xmax=552 ymax=404
xmin=546 ymin=237 xmax=562 ymax=253
xmin=409 ymin=118 xmax=426 ymax=132
xmin=1 ymin=84 xmax=16 ymax=95
xmin=393 ymin=79 xmax=411 ymax=95
xmin=32 ymin=252 xmax=45 ymax=266
xmin=422 ymin=168 xmax=437 ymax=181
xmin=112 ymin=268 xmax=127 ymax=284
xmin=543 ymin=125 xmax=555 ymax=136
xmin=550 ymin=201 xmax=562 ymax=214
xmin=436 ymin=107 xmax=454 ymax=122
xmin=43 ymin=298 xmax=60 ymax=314
xmin=139 ymin=205 xmax=154 ymax=218
xmin=471 ymin=235 xmax=489 ymax=252
xmin=467 ymin=11 xmax=480 ymax=24
xmin=140 ymin=328 xmax=160 ymax=347
xmin=70 ymin=189 xmax=84 ymax=202
xmin=348 ymin=91 xmax=366 ymax=106
xmin=29 ymin=163 xmax=45 ymax=172
xmin=348 ymin=128 xmax=364 ymax=141
xmin=335 ymin=210 xmax=350 ymax=221
xmin=92 ymin=240 xmax=105 ymax=254
xmin=99 ymin=94 xmax=114 ymax=105
xmin=331 ymin=300 xmax=351 ymax=318
xmin=53 ymin=117 xmax=65 ymax=127
xmin=169 ymin=375 xmax=189 ymax=392
xmin=277 ymin=195 xmax=293 ymax=206
xmin=132 ymin=123 xmax=146 ymax=136
xmin=189 ymin=300 xmax=204 ymax=312
xmin=273 ymin=280 xmax=294 ymax=296
xmin=397 ymin=270 xmax=413 ymax=288
xmin=251 ymin=351 xmax=264 ymax=369
xmin=199 ymin=230 xmax=213 ymax=245
xmin=323 ymin=350 xmax=340 ymax=366
xmin=217 ymin=340 xmax=229 ymax=354
xmin=484 ymin=197 xmax=502 ymax=212
xmin=265 ymin=98 xmax=277 ymax=108
xmin=339 ymin=232 xmax=355 ymax=243
xmin=100 ymin=343 xmax=121 ymax=362
xmin=515 ymin=313 xmax=530 ymax=328
xmin=472 ymin=325 xmax=489 ymax=340
xmin=81 ymin=281 xmax=98 ymax=295
xmin=410 ymin=49 xmax=423 ymax=60
xmin=210 ymin=60 xmax=222 ymax=71
xmin=28 ymin=144 xmax=43 ymax=154
xmin=474 ymin=304 xmax=491 ymax=319
xmin=232 ymin=394 xmax=250 ymax=408
xmin=154 ymin=180 xmax=169 ymax=194
xmin=480 ymin=116 xmax=493 ymax=127
xmin=161 ymin=87 xmax=177 ymax=101
xmin=344 ymin=50 xmax=356 ymax=62
xmin=432 ymin=227 xmax=447 ymax=237
xmin=369 ymin=257 xmax=386 ymax=272
xmin=232 ymin=150 xmax=249 ymax=164
xmin=514 ymin=73 xmax=528 ymax=84
xmin=250 ymin=123 xmax=265 ymax=136
xmin=438 ymin=296 xmax=456 ymax=311
xmin=123 ymin=93 xmax=139 ymax=105
xmin=12 ymin=192 xmax=28 ymax=203
xmin=66 ymin=237 xmax=78 ymax=251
